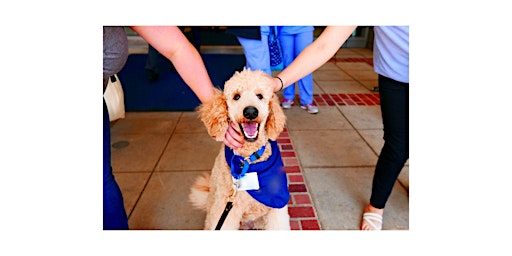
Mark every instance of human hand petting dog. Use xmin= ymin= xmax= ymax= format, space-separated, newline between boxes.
xmin=223 ymin=75 xmax=283 ymax=150
xmin=224 ymin=122 xmax=244 ymax=149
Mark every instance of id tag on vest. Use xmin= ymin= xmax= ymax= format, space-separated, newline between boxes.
xmin=233 ymin=172 xmax=259 ymax=191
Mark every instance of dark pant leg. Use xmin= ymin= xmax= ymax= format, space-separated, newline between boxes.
xmin=369 ymin=75 xmax=409 ymax=209
xmin=145 ymin=45 xmax=161 ymax=73
xmin=103 ymin=98 xmax=128 ymax=230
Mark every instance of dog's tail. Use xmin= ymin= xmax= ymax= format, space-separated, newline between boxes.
xmin=189 ymin=173 xmax=210 ymax=211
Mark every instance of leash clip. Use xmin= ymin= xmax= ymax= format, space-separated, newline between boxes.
xmin=229 ymin=181 xmax=238 ymax=201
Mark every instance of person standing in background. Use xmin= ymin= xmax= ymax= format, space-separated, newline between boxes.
xmin=226 ymin=26 xmax=272 ymax=75
xmin=278 ymin=26 xmax=318 ymax=114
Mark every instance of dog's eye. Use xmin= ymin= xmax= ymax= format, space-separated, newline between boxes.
xmin=233 ymin=94 xmax=240 ymax=100
xmin=257 ymin=94 xmax=263 ymax=100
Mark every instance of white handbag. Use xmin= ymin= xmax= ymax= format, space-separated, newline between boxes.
xmin=104 ymin=74 xmax=126 ymax=121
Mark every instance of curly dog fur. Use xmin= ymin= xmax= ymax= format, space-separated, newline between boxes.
xmin=189 ymin=68 xmax=290 ymax=230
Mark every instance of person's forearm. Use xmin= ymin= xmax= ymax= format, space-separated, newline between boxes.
xmin=165 ymin=41 xmax=215 ymax=104
xmin=273 ymin=26 xmax=356 ymax=92
xmin=131 ymin=26 xmax=215 ymax=104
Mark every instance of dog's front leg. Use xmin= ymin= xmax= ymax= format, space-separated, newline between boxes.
xmin=263 ymin=206 xmax=291 ymax=230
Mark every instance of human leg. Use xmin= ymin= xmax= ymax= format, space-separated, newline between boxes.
xmin=280 ymin=33 xmax=296 ymax=103
xmin=362 ymin=74 xmax=409 ymax=230
xmin=145 ymin=45 xmax=161 ymax=81
xmin=288 ymin=30 xmax=317 ymax=113
xmin=294 ymin=31 xmax=314 ymax=106
xmin=103 ymin=98 xmax=128 ymax=230
xmin=237 ymin=36 xmax=271 ymax=75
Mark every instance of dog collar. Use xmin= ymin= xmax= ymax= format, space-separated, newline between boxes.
xmin=229 ymin=143 xmax=267 ymax=180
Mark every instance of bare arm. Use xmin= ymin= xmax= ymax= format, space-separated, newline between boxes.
xmin=271 ymin=26 xmax=357 ymax=92
xmin=130 ymin=26 xmax=215 ymax=103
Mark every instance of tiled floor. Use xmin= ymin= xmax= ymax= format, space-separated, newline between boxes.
xmin=110 ymin=47 xmax=409 ymax=230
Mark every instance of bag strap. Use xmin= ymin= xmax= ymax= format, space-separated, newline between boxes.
xmin=272 ymin=26 xmax=278 ymax=38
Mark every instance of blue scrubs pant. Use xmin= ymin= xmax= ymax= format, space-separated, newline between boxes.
xmin=237 ymin=27 xmax=271 ymax=76
xmin=280 ymin=31 xmax=314 ymax=105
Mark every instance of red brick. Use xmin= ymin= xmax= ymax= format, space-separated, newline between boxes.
xmin=277 ymin=138 xmax=291 ymax=144
xmin=301 ymin=220 xmax=320 ymax=230
xmin=288 ymin=174 xmax=303 ymax=183
xmin=284 ymin=166 xmax=301 ymax=173
xmin=283 ymin=158 xmax=298 ymax=166
xmin=293 ymin=194 xmax=311 ymax=204
xmin=280 ymin=144 xmax=293 ymax=150
xmin=289 ymin=184 xmax=307 ymax=193
xmin=288 ymin=206 xmax=316 ymax=218
xmin=280 ymin=151 xmax=296 ymax=158
xmin=363 ymin=99 xmax=374 ymax=105
xmin=290 ymin=220 xmax=300 ymax=230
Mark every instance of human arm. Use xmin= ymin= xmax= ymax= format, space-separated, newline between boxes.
xmin=130 ymin=26 xmax=215 ymax=103
xmin=271 ymin=26 xmax=357 ymax=92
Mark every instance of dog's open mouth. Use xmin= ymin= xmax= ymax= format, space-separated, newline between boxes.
xmin=239 ymin=121 xmax=260 ymax=142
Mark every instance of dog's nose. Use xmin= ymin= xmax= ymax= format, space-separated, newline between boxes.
xmin=243 ymin=106 xmax=258 ymax=120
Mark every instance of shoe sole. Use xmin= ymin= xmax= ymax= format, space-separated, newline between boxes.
xmin=282 ymin=101 xmax=294 ymax=109
xmin=300 ymin=106 xmax=318 ymax=114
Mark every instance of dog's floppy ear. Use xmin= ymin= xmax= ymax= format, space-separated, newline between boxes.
xmin=197 ymin=88 xmax=228 ymax=142
xmin=265 ymin=94 xmax=286 ymax=140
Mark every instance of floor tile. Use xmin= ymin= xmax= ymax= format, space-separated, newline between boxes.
xmin=357 ymin=79 xmax=379 ymax=91
xmin=338 ymin=105 xmax=383 ymax=130
xmin=343 ymin=69 xmax=378 ymax=81
xmin=336 ymin=62 xmax=374 ymax=71
xmin=349 ymin=47 xmax=374 ymax=58
xmin=115 ymin=172 xmax=152 ymax=215
xmin=283 ymin=106 xmax=353 ymax=131
xmin=398 ymin=166 xmax=409 ymax=191
xmin=175 ymin=111 xmax=207 ymax=134
xmin=127 ymin=171 xmax=206 ymax=230
xmin=110 ymin=112 xmax=181 ymax=134
xmin=289 ymin=130 xmax=378 ymax=167
xmin=358 ymin=129 xmax=384 ymax=154
xmin=156 ymin=132 xmax=222 ymax=171
xmin=313 ymin=69 xmax=354 ymax=81
xmin=111 ymin=133 xmax=171 ymax=173
xmin=316 ymin=80 xmax=372 ymax=94
xmin=334 ymin=48 xmax=364 ymax=58
xmin=317 ymin=62 xmax=342 ymax=71
xmin=303 ymin=167 xmax=409 ymax=230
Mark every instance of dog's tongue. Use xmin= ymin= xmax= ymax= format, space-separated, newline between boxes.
xmin=242 ymin=121 xmax=258 ymax=138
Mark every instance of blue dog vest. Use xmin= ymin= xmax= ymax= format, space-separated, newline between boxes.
xmin=225 ymin=140 xmax=289 ymax=208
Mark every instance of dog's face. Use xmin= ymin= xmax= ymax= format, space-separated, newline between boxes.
xmin=223 ymin=70 xmax=275 ymax=142
xmin=198 ymin=69 xmax=286 ymax=150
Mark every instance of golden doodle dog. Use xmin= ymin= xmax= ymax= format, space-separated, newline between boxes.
xmin=189 ymin=68 xmax=290 ymax=230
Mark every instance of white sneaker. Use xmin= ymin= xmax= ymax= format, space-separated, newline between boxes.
xmin=281 ymin=99 xmax=294 ymax=109
xmin=300 ymin=104 xmax=319 ymax=114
